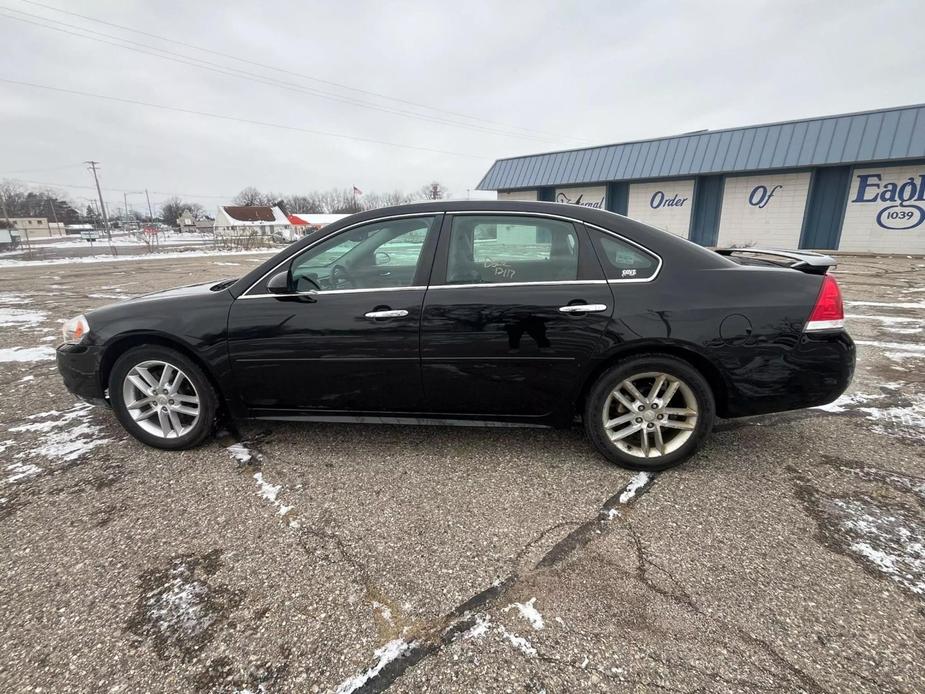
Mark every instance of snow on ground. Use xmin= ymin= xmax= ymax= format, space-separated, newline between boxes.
xmin=854 ymin=340 xmax=925 ymax=353
xmin=497 ymin=625 xmax=537 ymax=657
xmin=619 ymin=471 xmax=654 ymax=504
xmin=504 ymin=597 xmax=544 ymax=630
xmin=0 ymin=307 xmax=47 ymax=328
xmin=0 ymin=248 xmax=277 ymax=267
xmin=334 ymin=639 xmax=415 ymax=694
xmin=846 ymin=300 xmax=925 ymax=310
xmin=226 ymin=443 xmax=296 ymax=523
xmin=0 ymin=346 xmax=55 ymax=362
xmin=833 ymin=498 xmax=925 ymax=597
xmin=5 ymin=403 xmax=111 ymax=483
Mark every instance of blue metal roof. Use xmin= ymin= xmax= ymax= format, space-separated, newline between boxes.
xmin=477 ymin=104 xmax=925 ymax=190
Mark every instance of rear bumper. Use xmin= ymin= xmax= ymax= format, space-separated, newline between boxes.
xmin=56 ymin=343 xmax=109 ymax=407
xmin=721 ymin=331 xmax=855 ymax=418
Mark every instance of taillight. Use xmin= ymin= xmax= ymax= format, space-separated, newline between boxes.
xmin=804 ymin=274 xmax=844 ymax=332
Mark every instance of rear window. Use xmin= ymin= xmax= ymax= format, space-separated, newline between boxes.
xmin=589 ymin=229 xmax=659 ymax=281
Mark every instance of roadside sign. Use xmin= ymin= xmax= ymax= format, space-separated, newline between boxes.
xmin=80 ymin=229 xmax=100 ymax=242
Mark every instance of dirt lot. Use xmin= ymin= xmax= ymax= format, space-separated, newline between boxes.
xmin=0 ymin=252 xmax=923 ymax=693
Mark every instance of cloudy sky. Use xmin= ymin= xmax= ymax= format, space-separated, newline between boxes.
xmin=2 ymin=0 xmax=923 ymax=213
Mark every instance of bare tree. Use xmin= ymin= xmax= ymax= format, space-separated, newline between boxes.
xmin=233 ymin=187 xmax=273 ymax=206
xmin=418 ymin=181 xmax=448 ymax=200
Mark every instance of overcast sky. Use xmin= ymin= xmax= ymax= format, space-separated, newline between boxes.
xmin=2 ymin=0 xmax=924 ymax=213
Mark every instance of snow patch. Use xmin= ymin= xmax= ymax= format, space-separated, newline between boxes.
xmin=814 ymin=392 xmax=873 ymax=413
xmin=253 ymin=472 xmax=280 ymax=503
xmin=461 ymin=614 xmax=491 ymax=640
xmin=854 ymin=340 xmax=925 ymax=353
xmin=226 ymin=442 xmax=256 ymax=465
xmin=0 ymin=249 xmax=278 ymax=267
xmin=0 ymin=307 xmax=46 ymax=328
xmin=497 ymin=625 xmax=537 ymax=657
xmin=504 ymin=597 xmax=544 ymax=630
xmin=334 ymin=639 xmax=415 ymax=694
xmin=845 ymin=300 xmax=925 ymax=310
xmin=834 ymin=498 xmax=925 ymax=597
xmin=6 ymin=403 xmax=109 ymax=480
xmin=845 ymin=314 xmax=920 ymax=324
xmin=0 ymin=346 xmax=55 ymax=362
xmin=619 ymin=472 xmax=653 ymax=504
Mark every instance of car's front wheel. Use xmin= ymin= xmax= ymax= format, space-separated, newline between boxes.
xmin=584 ymin=355 xmax=715 ymax=471
xmin=109 ymin=345 xmax=216 ymax=450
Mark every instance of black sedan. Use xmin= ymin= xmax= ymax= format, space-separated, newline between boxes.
xmin=56 ymin=201 xmax=854 ymax=470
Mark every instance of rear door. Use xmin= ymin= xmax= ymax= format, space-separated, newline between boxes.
xmin=420 ymin=213 xmax=613 ymax=420
xmin=227 ymin=214 xmax=440 ymax=415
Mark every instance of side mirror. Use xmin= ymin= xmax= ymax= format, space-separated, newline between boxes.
xmin=267 ymin=270 xmax=291 ymax=294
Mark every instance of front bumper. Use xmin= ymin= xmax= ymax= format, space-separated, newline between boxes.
xmin=56 ymin=342 xmax=109 ymax=407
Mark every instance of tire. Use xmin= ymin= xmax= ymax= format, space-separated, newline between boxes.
xmin=584 ymin=354 xmax=715 ymax=471
xmin=109 ymin=345 xmax=217 ymax=450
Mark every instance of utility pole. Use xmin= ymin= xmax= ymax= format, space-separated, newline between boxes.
xmin=84 ymin=160 xmax=113 ymax=243
xmin=145 ymin=189 xmax=154 ymax=222
xmin=48 ymin=197 xmax=60 ymax=236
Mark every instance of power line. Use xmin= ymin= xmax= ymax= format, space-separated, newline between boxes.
xmin=6 ymin=176 xmax=231 ymax=200
xmin=0 ymin=161 xmax=86 ymax=175
xmin=0 ymin=77 xmax=496 ymax=160
xmin=18 ymin=0 xmax=579 ymax=143
xmin=1 ymin=6 xmax=574 ymax=146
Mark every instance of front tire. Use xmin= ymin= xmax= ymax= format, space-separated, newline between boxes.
xmin=584 ymin=355 xmax=715 ymax=471
xmin=109 ymin=345 xmax=216 ymax=450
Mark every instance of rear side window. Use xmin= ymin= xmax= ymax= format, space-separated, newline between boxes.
xmin=446 ymin=215 xmax=578 ymax=284
xmin=589 ymin=229 xmax=659 ymax=281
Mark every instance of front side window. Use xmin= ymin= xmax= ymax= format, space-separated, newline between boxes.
xmin=446 ymin=215 xmax=578 ymax=284
xmin=588 ymin=229 xmax=659 ymax=281
xmin=290 ymin=216 xmax=436 ymax=291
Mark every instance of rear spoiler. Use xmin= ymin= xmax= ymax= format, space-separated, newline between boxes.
xmin=714 ymin=248 xmax=836 ymax=275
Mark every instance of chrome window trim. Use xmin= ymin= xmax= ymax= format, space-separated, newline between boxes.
xmin=241 ymin=212 xmax=440 ymax=297
xmin=238 ymin=285 xmax=428 ymax=300
xmin=428 ymin=280 xmax=607 ymax=290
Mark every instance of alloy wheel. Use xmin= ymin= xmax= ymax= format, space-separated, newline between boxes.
xmin=602 ymin=371 xmax=698 ymax=459
xmin=122 ymin=360 xmax=201 ymax=439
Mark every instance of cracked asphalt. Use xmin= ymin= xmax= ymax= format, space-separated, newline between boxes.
xmin=0 ymin=252 xmax=923 ymax=693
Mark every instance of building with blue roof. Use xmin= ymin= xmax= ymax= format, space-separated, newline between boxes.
xmin=477 ymin=104 xmax=925 ymax=254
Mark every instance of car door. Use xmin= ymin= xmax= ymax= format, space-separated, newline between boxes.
xmin=227 ymin=214 xmax=441 ymax=415
xmin=420 ymin=212 xmax=613 ymax=421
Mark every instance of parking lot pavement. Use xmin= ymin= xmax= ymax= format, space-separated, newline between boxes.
xmin=0 ymin=253 xmax=923 ymax=693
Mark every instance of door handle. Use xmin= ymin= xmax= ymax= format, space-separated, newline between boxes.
xmin=559 ymin=304 xmax=608 ymax=313
xmin=364 ymin=309 xmax=409 ymax=319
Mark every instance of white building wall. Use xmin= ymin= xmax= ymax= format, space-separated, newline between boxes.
xmin=554 ymin=185 xmax=605 ymax=209
xmin=627 ymin=180 xmax=695 ymax=237
xmin=717 ymin=172 xmax=811 ymax=248
xmin=498 ymin=190 xmax=537 ymax=202
xmin=839 ymin=165 xmax=925 ymax=254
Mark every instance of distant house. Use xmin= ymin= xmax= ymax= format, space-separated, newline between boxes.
xmin=287 ymin=213 xmax=347 ymax=240
xmin=214 ymin=205 xmax=293 ymax=238
xmin=177 ymin=210 xmax=197 ymax=230
xmin=7 ymin=217 xmax=65 ymax=238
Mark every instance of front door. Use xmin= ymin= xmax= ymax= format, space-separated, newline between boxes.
xmin=227 ymin=214 xmax=440 ymax=415
xmin=420 ymin=213 xmax=613 ymax=421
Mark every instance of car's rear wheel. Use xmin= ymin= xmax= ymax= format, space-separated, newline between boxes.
xmin=109 ymin=345 xmax=216 ymax=450
xmin=584 ymin=355 xmax=715 ymax=471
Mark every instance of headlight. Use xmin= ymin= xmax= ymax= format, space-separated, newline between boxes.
xmin=62 ymin=314 xmax=90 ymax=344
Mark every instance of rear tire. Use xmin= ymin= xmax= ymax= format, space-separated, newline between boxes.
xmin=584 ymin=355 xmax=715 ymax=471
xmin=109 ymin=345 xmax=216 ymax=450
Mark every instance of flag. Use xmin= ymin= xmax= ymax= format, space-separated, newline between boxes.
xmin=353 ymin=186 xmax=363 ymax=196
